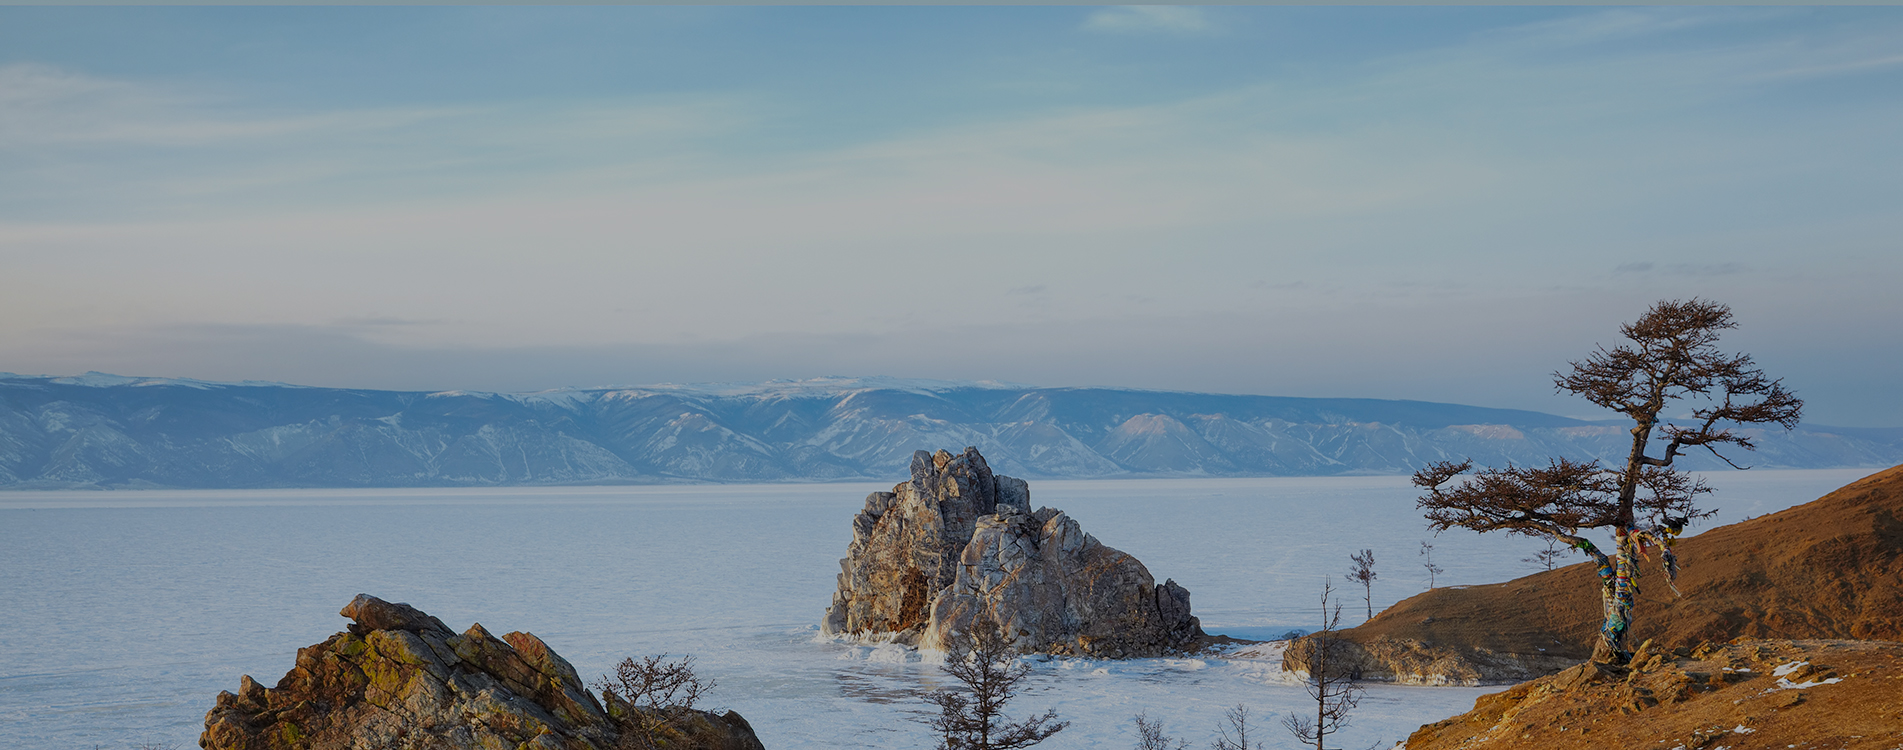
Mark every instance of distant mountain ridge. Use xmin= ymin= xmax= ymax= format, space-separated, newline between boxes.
xmin=1 ymin=373 xmax=1897 ymax=489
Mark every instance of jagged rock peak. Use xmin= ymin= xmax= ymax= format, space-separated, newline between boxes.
xmin=201 ymin=594 xmax=765 ymax=750
xmin=822 ymin=447 xmax=1202 ymax=657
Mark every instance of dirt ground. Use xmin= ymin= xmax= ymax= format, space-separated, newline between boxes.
xmin=1404 ymin=638 xmax=1903 ymax=750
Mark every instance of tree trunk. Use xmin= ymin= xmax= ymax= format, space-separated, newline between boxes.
xmin=1591 ymin=529 xmax=1637 ymax=665
xmin=1598 ymin=399 xmax=1659 ymax=666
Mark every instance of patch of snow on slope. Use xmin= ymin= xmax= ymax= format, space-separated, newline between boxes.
xmin=29 ymin=372 xmax=306 ymax=389
xmin=584 ymin=376 xmax=1033 ymax=400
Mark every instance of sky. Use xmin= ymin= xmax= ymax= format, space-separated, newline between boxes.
xmin=2 ymin=6 xmax=1901 ymax=426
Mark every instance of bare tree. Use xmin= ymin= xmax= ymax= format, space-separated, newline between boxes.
xmin=1414 ymin=299 xmax=1801 ymax=665
xmin=1132 ymin=713 xmax=1189 ymax=750
xmin=593 ymin=654 xmax=717 ymax=749
xmin=1418 ymin=541 xmax=1443 ymax=589
xmin=923 ymin=624 xmax=1069 ymax=750
xmin=1282 ymin=580 xmax=1363 ymax=750
xmin=1522 ymin=535 xmax=1568 ymax=572
xmin=1211 ymin=704 xmax=1262 ymax=750
xmin=1347 ymin=549 xmax=1377 ymax=621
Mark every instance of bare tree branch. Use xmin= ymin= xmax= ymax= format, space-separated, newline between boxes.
xmin=1418 ymin=299 xmax=1800 ymax=664
xmin=921 ymin=624 xmax=1068 ymax=750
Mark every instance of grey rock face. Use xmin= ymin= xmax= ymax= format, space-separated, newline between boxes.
xmin=823 ymin=447 xmax=1203 ymax=657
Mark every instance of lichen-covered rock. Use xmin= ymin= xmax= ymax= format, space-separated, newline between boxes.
xmin=200 ymin=594 xmax=765 ymax=750
xmin=821 ymin=447 xmax=1202 ymax=657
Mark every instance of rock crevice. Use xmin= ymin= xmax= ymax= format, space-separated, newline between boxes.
xmin=822 ymin=447 xmax=1202 ymax=657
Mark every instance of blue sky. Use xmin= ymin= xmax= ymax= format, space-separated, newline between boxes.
xmin=3 ymin=6 xmax=1901 ymax=426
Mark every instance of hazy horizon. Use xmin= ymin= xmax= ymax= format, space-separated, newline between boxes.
xmin=5 ymin=7 xmax=1900 ymax=426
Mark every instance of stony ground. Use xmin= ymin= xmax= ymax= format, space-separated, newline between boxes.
xmin=1404 ymin=639 xmax=1903 ymax=750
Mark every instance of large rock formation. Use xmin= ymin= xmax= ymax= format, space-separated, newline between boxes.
xmin=1403 ymin=638 xmax=1903 ymax=750
xmin=821 ymin=447 xmax=1203 ymax=657
xmin=1287 ymin=463 xmax=1903 ymax=685
xmin=201 ymin=594 xmax=765 ymax=750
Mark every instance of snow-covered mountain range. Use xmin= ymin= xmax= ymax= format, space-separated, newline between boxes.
xmin=2 ymin=373 xmax=1898 ymax=488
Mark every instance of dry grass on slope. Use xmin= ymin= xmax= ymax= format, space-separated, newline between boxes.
xmin=1404 ymin=639 xmax=1903 ymax=750
xmin=1345 ymin=463 xmax=1903 ymax=668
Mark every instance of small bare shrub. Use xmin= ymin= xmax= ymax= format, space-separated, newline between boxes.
xmin=1210 ymin=704 xmax=1262 ymax=750
xmin=922 ymin=623 xmax=1068 ymax=750
xmin=593 ymin=653 xmax=717 ymax=749
xmin=1132 ymin=713 xmax=1187 ymax=750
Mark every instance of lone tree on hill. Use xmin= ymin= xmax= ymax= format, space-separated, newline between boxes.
xmin=1347 ymin=549 xmax=1377 ymax=621
xmin=1413 ymin=298 xmax=1801 ymax=665
xmin=1418 ymin=541 xmax=1443 ymax=589
xmin=922 ymin=624 xmax=1069 ymax=750
xmin=1523 ymin=535 xmax=1568 ymax=572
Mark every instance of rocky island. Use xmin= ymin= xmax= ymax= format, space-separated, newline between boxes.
xmin=821 ymin=446 xmax=1203 ymax=657
xmin=201 ymin=594 xmax=764 ymax=750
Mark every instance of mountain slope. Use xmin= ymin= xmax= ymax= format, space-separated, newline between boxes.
xmin=2 ymin=373 xmax=1898 ymax=488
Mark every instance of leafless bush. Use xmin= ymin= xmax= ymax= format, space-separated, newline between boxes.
xmin=1132 ymin=712 xmax=1188 ymax=750
xmin=592 ymin=653 xmax=717 ymax=749
xmin=1210 ymin=704 xmax=1262 ymax=750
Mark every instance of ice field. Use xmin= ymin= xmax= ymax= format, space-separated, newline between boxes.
xmin=0 ymin=469 xmax=1876 ymax=749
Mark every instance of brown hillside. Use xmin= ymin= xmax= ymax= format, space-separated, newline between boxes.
xmin=1309 ymin=464 xmax=1903 ymax=682
xmin=1404 ymin=639 xmax=1903 ymax=750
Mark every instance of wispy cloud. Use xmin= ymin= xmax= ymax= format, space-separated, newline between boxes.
xmin=1477 ymin=7 xmax=1787 ymax=51
xmin=1083 ymin=6 xmax=1213 ymax=35
xmin=333 ymin=316 xmax=445 ymax=328
xmin=1666 ymin=262 xmax=1748 ymax=277
xmin=1761 ymin=53 xmax=1903 ymax=82
xmin=1614 ymin=262 xmax=1749 ymax=277
xmin=0 ymin=62 xmax=753 ymax=220
xmin=4 ymin=9 xmax=1901 ymax=425
xmin=0 ymin=63 xmax=470 ymax=148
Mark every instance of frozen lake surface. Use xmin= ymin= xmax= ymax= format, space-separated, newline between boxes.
xmin=0 ymin=468 xmax=1878 ymax=750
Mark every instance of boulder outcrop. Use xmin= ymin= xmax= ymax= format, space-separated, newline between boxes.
xmin=821 ymin=447 xmax=1203 ymax=657
xmin=1286 ymin=463 xmax=1903 ymax=685
xmin=201 ymin=594 xmax=765 ymax=750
